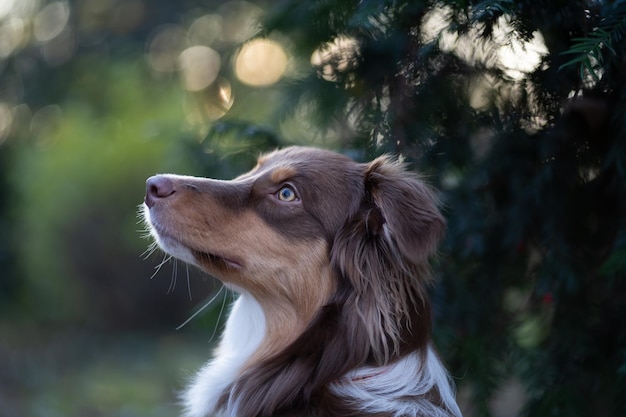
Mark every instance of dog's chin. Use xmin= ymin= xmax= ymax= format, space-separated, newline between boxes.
xmin=148 ymin=225 xmax=243 ymax=274
xmin=150 ymin=232 xmax=196 ymax=264
xmin=155 ymin=235 xmax=242 ymax=271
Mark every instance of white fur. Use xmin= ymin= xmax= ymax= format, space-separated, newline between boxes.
xmin=143 ymin=205 xmax=197 ymax=265
xmin=330 ymin=347 xmax=462 ymax=417
xmin=182 ymin=292 xmax=266 ymax=417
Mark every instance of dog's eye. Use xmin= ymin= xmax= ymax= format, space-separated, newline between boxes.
xmin=277 ymin=185 xmax=297 ymax=202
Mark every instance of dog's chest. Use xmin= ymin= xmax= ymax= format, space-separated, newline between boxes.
xmin=182 ymin=293 xmax=266 ymax=417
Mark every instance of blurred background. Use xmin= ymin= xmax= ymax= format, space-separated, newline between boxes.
xmin=0 ymin=0 xmax=625 ymax=416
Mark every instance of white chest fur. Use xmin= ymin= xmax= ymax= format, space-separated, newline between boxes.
xmin=329 ymin=348 xmax=462 ymax=417
xmin=182 ymin=292 xmax=266 ymax=417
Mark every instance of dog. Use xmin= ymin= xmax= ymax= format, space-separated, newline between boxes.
xmin=143 ymin=146 xmax=462 ymax=417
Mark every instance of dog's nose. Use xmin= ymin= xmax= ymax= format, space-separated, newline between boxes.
xmin=145 ymin=175 xmax=176 ymax=208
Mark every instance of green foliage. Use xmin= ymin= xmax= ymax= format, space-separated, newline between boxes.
xmin=559 ymin=1 xmax=626 ymax=81
xmin=561 ymin=29 xmax=615 ymax=81
xmin=10 ymin=59 xmax=198 ymax=324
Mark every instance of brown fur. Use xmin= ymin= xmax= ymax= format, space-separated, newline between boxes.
xmin=144 ymin=146 xmax=446 ymax=417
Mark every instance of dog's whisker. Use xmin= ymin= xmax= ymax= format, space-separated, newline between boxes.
xmin=168 ymin=259 xmax=178 ymax=294
xmin=141 ymin=241 xmax=159 ymax=260
xmin=150 ymin=253 xmax=171 ymax=280
xmin=176 ymin=285 xmax=227 ymax=331
xmin=186 ymin=264 xmax=192 ymax=301
xmin=138 ymin=230 xmax=155 ymax=240
xmin=135 ymin=216 xmax=148 ymax=225
xmin=207 ymin=287 xmax=231 ymax=344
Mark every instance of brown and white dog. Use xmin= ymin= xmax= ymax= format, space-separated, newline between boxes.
xmin=143 ymin=146 xmax=461 ymax=417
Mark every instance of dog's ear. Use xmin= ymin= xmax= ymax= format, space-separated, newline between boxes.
xmin=364 ymin=156 xmax=445 ymax=262
xmin=331 ymin=155 xmax=445 ymax=364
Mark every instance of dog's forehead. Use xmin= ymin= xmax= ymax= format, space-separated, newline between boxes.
xmin=255 ymin=146 xmax=356 ymax=175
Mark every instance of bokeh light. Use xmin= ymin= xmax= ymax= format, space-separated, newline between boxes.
xmin=0 ymin=102 xmax=12 ymax=144
xmin=184 ymin=77 xmax=234 ymax=124
xmin=423 ymin=8 xmax=547 ymax=80
xmin=29 ymin=104 xmax=63 ymax=145
xmin=40 ymin=25 xmax=75 ymax=65
xmin=234 ymin=38 xmax=288 ymax=87
xmin=218 ymin=1 xmax=263 ymax=44
xmin=0 ymin=17 xmax=27 ymax=58
xmin=18 ymin=0 xmax=40 ymax=19
xmin=147 ymin=24 xmax=187 ymax=73
xmin=33 ymin=1 xmax=70 ymax=42
xmin=310 ymin=35 xmax=359 ymax=82
xmin=187 ymin=14 xmax=223 ymax=46
xmin=0 ymin=0 xmax=17 ymax=19
xmin=496 ymin=28 xmax=547 ymax=79
xmin=178 ymin=45 xmax=222 ymax=92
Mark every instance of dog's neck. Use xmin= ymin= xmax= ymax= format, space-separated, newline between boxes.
xmin=182 ymin=289 xmax=329 ymax=417
xmin=182 ymin=291 xmax=461 ymax=417
xmin=182 ymin=292 xmax=266 ymax=417
xmin=182 ymin=261 xmax=336 ymax=417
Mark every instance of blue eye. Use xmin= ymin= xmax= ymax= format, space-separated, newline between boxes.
xmin=277 ymin=186 xmax=297 ymax=202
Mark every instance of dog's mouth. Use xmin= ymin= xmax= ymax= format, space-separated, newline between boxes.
xmin=192 ymin=249 xmax=243 ymax=270
xmin=148 ymin=220 xmax=243 ymax=271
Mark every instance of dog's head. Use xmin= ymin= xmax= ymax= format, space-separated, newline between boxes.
xmin=145 ymin=148 xmax=364 ymax=327
xmin=144 ymin=146 xmax=445 ymax=412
